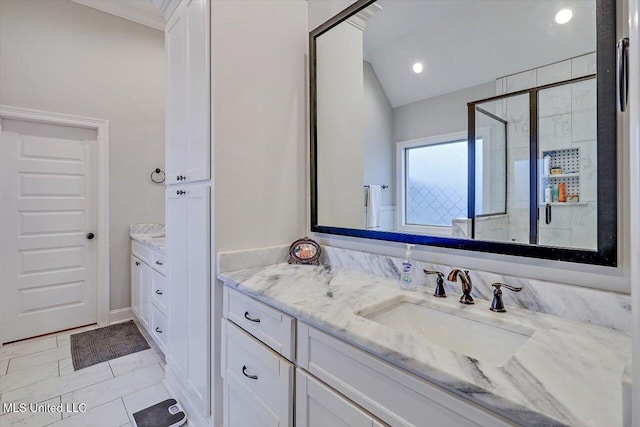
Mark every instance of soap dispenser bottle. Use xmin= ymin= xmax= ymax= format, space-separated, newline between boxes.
xmin=400 ymin=244 xmax=417 ymax=291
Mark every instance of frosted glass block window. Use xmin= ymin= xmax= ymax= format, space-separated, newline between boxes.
xmin=405 ymin=140 xmax=468 ymax=227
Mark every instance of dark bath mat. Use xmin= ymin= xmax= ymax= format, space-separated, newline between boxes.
xmin=70 ymin=320 xmax=150 ymax=370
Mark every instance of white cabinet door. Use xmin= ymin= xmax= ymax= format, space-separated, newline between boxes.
xmin=296 ymin=370 xmax=384 ymax=427
xmin=131 ymin=256 xmax=142 ymax=320
xmin=165 ymin=185 xmax=210 ymax=417
xmin=222 ymin=319 xmax=293 ymax=427
xmin=184 ymin=185 xmax=210 ymax=411
xmin=139 ymin=261 xmax=151 ymax=331
xmin=185 ymin=0 xmax=210 ymax=183
xmin=131 ymin=255 xmax=150 ymax=331
xmin=165 ymin=0 xmax=210 ymax=185
xmin=166 ymin=187 xmax=188 ymax=371
xmin=165 ymin=5 xmax=187 ymax=185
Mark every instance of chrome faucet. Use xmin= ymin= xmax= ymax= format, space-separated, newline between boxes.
xmin=423 ymin=270 xmax=446 ymax=298
xmin=447 ymin=269 xmax=474 ymax=304
xmin=489 ymin=282 xmax=523 ymax=312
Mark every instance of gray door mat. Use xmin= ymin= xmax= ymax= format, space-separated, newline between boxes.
xmin=133 ymin=399 xmax=186 ymax=427
xmin=70 ymin=320 xmax=150 ymax=370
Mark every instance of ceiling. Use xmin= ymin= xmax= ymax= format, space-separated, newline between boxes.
xmin=70 ymin=0 xmax=165 ymax=30
xmin=362 ymin=0 xmax=596 ymax=108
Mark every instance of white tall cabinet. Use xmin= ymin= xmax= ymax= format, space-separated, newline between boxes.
xmin=164 ymin=0 xmax=211 ymax=422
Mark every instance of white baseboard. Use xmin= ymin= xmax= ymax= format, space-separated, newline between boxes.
xmin=109 ymin=307 xmax=134 ymax=324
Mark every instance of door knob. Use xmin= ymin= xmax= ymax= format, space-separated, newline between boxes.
xmin=86 ymin=232 xmax=95 ymax=240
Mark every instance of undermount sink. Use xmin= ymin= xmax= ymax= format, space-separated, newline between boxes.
xmin=357 ymin=297 xmax=534 ymax=366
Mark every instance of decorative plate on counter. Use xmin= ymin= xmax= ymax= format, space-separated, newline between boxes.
xmin=288 ymin=237 xmax=321 ymax=265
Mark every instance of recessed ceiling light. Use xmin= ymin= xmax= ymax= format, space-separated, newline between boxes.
xmin=412 ymin=62 xmax=423 ymax=74
xmin=555 ymin=9 xmax=573 ymax=24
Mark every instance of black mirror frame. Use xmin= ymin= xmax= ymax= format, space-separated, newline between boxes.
xmin=309 ymin=0 xmax=618 ymax=267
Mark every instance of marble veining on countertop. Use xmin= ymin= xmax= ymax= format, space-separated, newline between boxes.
xmin=129 ymin=224 xmax=165 ymax=253
xmin=218 ymin=263 xmax=630 ymax=427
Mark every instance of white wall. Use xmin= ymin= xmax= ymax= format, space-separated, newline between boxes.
xmin=0 ymin=0 xmax=166 ymax=310
xmin=364 ymin=61 xmax=394 ymax=206
xmin=212 ymin=0 xmax=307 ymax=252
xmin=308 ymin=0 xmax=631 ymax=294
xmin=316 ymin=19 xmax=365 ymax=228
xmin=393 ymin=82 xmax=495 ymax=143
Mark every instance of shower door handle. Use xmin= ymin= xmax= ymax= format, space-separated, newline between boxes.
xmin=545 ymin=204 xmax=552 ymax=225
xmin=617 ymin=37 xmax=629 ymax=112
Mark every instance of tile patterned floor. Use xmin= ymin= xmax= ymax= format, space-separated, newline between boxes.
xmin=0 ymin=322 xmax=178 ymax=427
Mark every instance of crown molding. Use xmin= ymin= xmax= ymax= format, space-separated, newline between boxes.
xmin=148 ymin=0 xmax=181 ymax=21
xmin=346 ymin=3 xmax=382 ymax=31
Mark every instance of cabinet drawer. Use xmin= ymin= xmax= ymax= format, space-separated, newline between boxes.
xmin=222 ymin=319 xmax=293 ymax=427
xmin=223 ymin=287 xmax=295 ymax=361
xmin=151 ymin=251 xmax=166 ymax=275
xmin=131 ymin=240 xmax=152 ymax=264
xmin=150 ymin=305 xmax=167 ymax=352
xmin=150 ymin=269 xmax=167 ymax=315
xmin=297 ymin=323 xmax=513 ymax=427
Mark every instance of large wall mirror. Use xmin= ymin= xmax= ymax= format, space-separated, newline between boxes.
xmin=310 ymin=0 xmax=618 ymax=266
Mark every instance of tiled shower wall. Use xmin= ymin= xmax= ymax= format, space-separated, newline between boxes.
xmin=495 ymin=52 xmax=597 ymax=248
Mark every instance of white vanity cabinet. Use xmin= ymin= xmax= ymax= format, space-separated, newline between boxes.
xmin=130 ymin=240 xmax=167 ymax=353
xmin=165 ymin=0 xmax=210 ymax=185
xmin=223 ymin=287 xmax=514 ymax=427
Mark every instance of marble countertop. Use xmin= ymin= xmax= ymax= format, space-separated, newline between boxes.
xmin=129 ymin=224 xmax=165 ymax=254
xmin=218 ymin=263 xmax=630 ymax=427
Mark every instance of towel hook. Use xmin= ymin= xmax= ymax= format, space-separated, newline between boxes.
xmin=150 ymin=168 xmax=165 ymax=184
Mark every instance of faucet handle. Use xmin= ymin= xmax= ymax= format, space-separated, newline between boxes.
xmin=490 ymin=282 xmax=523 ymax=313
xmin=424 ymin=270 xmax=446 ymax=298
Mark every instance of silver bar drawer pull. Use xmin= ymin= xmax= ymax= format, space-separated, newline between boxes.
xmin=242 ymin=365 xmax=258 ymax=380
xmin=244 ymin=311 xmax=261 ymax=323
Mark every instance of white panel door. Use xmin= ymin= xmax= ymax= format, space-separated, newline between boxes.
xmin=1 ymin=119 xmax=97 ymax=343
